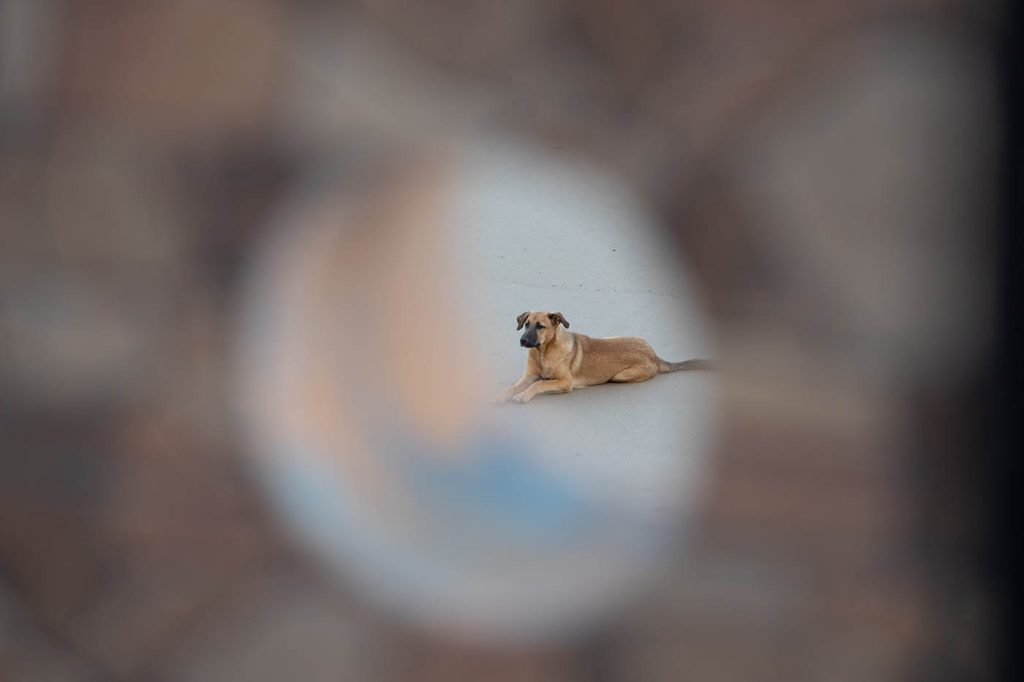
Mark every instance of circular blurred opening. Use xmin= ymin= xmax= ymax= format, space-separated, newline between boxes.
xmin=234 ymin=137 xmax=717 ymax=643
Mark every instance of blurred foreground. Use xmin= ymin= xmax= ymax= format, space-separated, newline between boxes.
xmin=0 ymin=1 xmax=1009 ymax=681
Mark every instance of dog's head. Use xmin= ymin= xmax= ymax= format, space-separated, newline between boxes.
xmin=516 ymin=311 xmax=569 ymax=348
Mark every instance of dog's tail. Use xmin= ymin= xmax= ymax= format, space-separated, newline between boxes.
xmin=657 ymin=358 xmax=715 ymax=373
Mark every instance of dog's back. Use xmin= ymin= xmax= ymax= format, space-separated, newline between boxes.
xmin=571 ymin=334 xmax=659 ymax=386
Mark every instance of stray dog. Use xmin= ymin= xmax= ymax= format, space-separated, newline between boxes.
xmin=493 ymin=311 xmax=712 ymax=404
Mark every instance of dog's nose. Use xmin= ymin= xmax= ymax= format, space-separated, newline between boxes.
xmin=520 ymin=337 xmax=529 ymax=347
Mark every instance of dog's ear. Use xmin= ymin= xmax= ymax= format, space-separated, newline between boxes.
xmin=548 ymin=312 xmax=569 ymax=329
xmin=516 ymin=312 xmax=530 ymax=330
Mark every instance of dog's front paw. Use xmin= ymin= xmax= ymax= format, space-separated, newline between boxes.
xmin=511 ymin=393 xmax=532 ymax=404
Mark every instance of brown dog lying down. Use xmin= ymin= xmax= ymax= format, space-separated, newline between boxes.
xmin=493 ymin=311 xmax=712 ymax=404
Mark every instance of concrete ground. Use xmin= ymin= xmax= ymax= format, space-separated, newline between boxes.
xmin=451 ymin=142 xmax=717 ymax=520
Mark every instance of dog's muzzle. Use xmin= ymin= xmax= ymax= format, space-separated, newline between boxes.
xmin=520 ymin=336 xmax=539 ymax=348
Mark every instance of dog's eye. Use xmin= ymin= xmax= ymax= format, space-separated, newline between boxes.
xmin=536 ymin=324 xmax=544 ymax=329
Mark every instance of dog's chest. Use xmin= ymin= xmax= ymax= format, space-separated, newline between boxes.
xmin=537 ymin=345 xmax=575 ymax=380
xmin=537 ymin=355 xmax=559 ymax=380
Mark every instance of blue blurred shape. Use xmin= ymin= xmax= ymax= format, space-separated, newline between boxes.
xmin=378 ymin=423 xmax=592 ymax=543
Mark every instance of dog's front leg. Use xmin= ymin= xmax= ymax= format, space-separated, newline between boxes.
xmin=512 ymin=379 xmax=572 ymax=403
xmin=492 ymin=374 xmax=538 ymax=404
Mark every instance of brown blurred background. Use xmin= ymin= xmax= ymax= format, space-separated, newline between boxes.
xmin=0 ymin=1 xmax=1015 ymax=680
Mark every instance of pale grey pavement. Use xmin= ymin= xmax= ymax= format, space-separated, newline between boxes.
xmin=451 ymin=142 xmax=717 ymax=520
